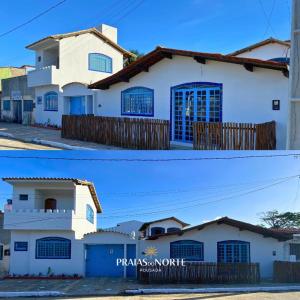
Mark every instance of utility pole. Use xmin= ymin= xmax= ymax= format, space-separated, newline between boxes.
xmin=288 ymin=0 xmax=300 ymax=149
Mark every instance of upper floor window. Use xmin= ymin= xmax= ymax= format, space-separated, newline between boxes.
xmin=150 ymin=227 xmax=165 ymax=235
xmin=170 ymin=240 xmax=204 ymax=261
xmin=44 ymin=92 xmax=58 ymax=111
xmin=89 ymin=53 xmax=112 ymax=73
xmin=217 ymin=240 xmax=250 ymax=263
xmin=3 ymin=100 xmax=11 ymax=111
xmin=121 ymin=87 xmax=154 ymax=116
xmin=36 ymin=237 xmax=71 ymax=259
xmin=23 ymin=100 xmax=34 ymax=112
xmin=167 ymin=227 xmax=181 ymax=233
xmin=19 ymin=194 xmax=28 ymax=201
xmin=86 ymin=204 xmax=94 ymax=224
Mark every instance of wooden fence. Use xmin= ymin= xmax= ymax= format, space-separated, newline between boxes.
xmin=193 ymin=121 xmax=276 ymax=150
xmin=273 ymin=261 xmax=300 ymax=283
xmin=61 ymin=115 xmax=170 ymax=150
xmin=138 ymin=262 xmax=260 ymax=284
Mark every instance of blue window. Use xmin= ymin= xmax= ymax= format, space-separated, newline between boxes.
xmin=44 ymin=92 xmax=58 ymax=111
xmin=151 ymin=227 xmax=165 ymax=235
xmin=121 ymin=87 xmax=154 ymax=116
xmin=86 ymin=204 xmax=94 ymax=224
xmin=23 ymin=100 xmax=34 ymax=112
xmin=14 ymin=242 xmax=28 ymax=251
xmin=167 ymin=227 xmax=181 ymax=233
xmin=217 ymin=240 xmax=250 ymax=263
xmin=19 ymin=194 xmax=28 ymax=201
xmin=36 ymin=237 xmax=71 ymax=259
xmin=3 ymin=100 xmax=11 ymax=111
xmin=170 ymin=240 xmax=204 ymax=261
xmin=89 ymin=53 xmax=112 ymax=73
xmin=0 ymin=245 xmax=3 ymax=260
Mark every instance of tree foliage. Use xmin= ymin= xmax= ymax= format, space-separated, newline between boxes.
xmin=124 ymin=49 xmax=144 ymax=67
xmin=260 ymin=210 xmax=300 ymax=228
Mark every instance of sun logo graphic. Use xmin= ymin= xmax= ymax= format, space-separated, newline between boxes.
xmin=144 ymin=246 xmax=158 ymax=257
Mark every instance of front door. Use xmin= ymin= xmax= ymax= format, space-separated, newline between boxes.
xmin=70 ymin=96 xmax=85 ymax=115
xmin=12 ymin=101 xmax=22 ymax=123
xmin=45 ymin=198 xmax=57 ymax=210
xmin=173 ymin=84 xmax=222 ymax=142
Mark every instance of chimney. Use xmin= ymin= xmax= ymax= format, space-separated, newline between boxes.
xmin=97 ymin=24 xmax=118 ymax=44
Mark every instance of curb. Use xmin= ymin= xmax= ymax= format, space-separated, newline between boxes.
xmin=125 ymin=286 xmax=300 ymax=294
xmin=0 ymin=291 xmax=64 ymax=298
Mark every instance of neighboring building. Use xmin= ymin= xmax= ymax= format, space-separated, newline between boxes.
xmin=89 ymin=47 xmax=289 ymax=149
xmin=3 ymin=177 xmax=294 ymax=279
xmin=1 ymin=75 xmax=35 ymax=124
xmin=228 ymin=37 xmax=290 ymax=62
xmin=0 ymin=211 xmax=10 ymax=276
xmin=26 ymin=24 xmax=134 ymax=126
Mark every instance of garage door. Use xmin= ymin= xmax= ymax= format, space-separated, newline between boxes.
xmin=86 ymin=244 xmax=124 ymax=277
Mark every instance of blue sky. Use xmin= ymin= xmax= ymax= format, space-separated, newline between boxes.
xmin=0 ymin=151 xmax=299 ymax=228
xmin=0 ymin=0 xmax=292 ymax=66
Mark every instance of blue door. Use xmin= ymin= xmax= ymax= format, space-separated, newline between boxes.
xmin=126 ymin=244 xmax=136 ymax=278
xmin=172 ymin=84 xmax=222 ymax=142
xmin=70 ymin=96 xmax=85 ymax=115
xmin=86 ymin=244 xmax=124 ymax=277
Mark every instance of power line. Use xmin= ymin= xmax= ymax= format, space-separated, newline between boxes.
xmin=258 ymin=0 xmax=277 ymax=36
xmin=0 ymin=0 xmax=68 ymax=39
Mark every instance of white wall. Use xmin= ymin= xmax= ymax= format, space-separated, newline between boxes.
xmin=95 ymin=55 xmax=288 ymax=149
xmin=235 ymin=43 xmax=290 ymax=60
xmin=140 ymin=223 xmax=286 ymax=279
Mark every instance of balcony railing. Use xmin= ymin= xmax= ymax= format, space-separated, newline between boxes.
xmin=27 ymin=65 xmax=60 ymax=87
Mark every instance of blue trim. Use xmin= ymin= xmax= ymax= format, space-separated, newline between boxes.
xmin=86 ymin=204 xmax=94 ymax=224
xmin=14 ymin=242 xmax=28 ymax=251
xmin=44 ymin=91 xmax=58 ymax=112
xmin=0 ymin=245 xmax=3 ymax=260
xmin=121 ymin=86 xmax=154 ymax=117
xmin=217 ymin=240 xmax=250 ymax=263
xmin=35 ymin=237 xmax=71 ymax=259
xmin=3 ymin=100 xmax=11 ymax=111
xmin=88 ymin=53 xmax=113 ymax=73
xmin=170 ymin=82 xmax=223 ymax=142
xmin=170 ymin=240 xmax=204 ymax=261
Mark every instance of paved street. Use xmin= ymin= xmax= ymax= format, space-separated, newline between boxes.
xmin=2 ymin=292 xmax=300 ymax=300
xmin=0 ymin=137 xmax=59 ymax=150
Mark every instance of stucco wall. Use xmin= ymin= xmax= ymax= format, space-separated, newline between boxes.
xmin=95 ymin=55 xmax=288 ymax=149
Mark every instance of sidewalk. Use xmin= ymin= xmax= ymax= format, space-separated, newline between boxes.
xmin=0 ymin=122 xmax=120 ymax=150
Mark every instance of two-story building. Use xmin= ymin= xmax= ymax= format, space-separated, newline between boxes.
xmin=26 ymin=24 xmax=134 ymax=126
xmin=3 ymin=177 xmax=297 ymax=280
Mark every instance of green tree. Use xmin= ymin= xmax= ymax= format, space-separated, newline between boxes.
xmin=124 ymin=49 xmax=144 ymax=67
xmin=260 ymin=210 xmax=300 ymax=228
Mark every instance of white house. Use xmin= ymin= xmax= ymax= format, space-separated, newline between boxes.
xmin=228 ymin=37 xmax=290 ymax=62
xmin=0 ymin=211 xmax=10 ymax=277
xmin=3 ymin=177 xmax=294 ymax=280
xmin=89 ymin=47 xmax=289 ymax=149
xmin=26 ymin=24 xmax=134 ymax=126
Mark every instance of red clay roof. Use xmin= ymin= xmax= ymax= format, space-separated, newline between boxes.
xmin=228 ymin=37 xmax=291 ymax=57
xmin=2 ymin=177 xmax=102 ymax=213
xmin=139 ymin=217 xmax=190 ymax=231
xmin=146 ymin=217 xmax=292 ymax=241
xmin=89 ymin=46 xmax=288 ymax=90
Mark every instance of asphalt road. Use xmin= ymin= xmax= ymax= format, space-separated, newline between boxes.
xmin=5 ymin=292 xmax=300 ymax=300
xmin=0 ymin=137 xmax=60 ymax=150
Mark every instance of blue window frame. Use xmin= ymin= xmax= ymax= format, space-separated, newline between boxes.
xmin=36 ymin=237 xmax=71 ymax=259
xmin=121 ymin=87 xmax=154 ymax=116
xmin=86 ymin=204 xmax=94 ymax=224
xmin=3 ymin=100 xmax=11 ymax=111
xmin=89 ymin=53 xmax=112 ymax=73
xmin=151 ymin=227 xmax=165 ymax=235
xmin=167 ymin=227 xmax=181 ymax=233
xmin=217 ymin=240 xmax=250 ymax=263
xmin=0 ymin=245 xmax=3 ymax=260
xmin=44 ymin=92 xmax=58 ymax=111
xmin=23 ymin=100 xmax=34 ymax=112
xmin=170 ymin=240 xmax=204 ymax=261
xmin=14 ymin=242 xmax=28 ymax=251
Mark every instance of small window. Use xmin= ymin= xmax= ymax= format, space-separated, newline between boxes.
xmin=38 ymin=56 xmax=41 ymax=62
xmin=44 ymin=92 xmax=58 ymax=111
xmin=24 ymin=100 xmax=34 ymax=112
xmin=86 ymin=204 xmax=94 ymax=224
xmin=19 ymin=194 xmax=28 ymax=201
xmin=170 ymin=240 xmax=204 ymax=261
xmin=3 ymin=100 xmax=11 ymax=111
xmin=89 ymin=53 xmax=112 ymax=73
xmin=14 ymin=242 xmax=28 ymax=251
xmin=36 ymin=237 xmax=71 ymax=259
xmin=217 ymin=240 xmax=250 ymax=263
xmin=121 ymin=87 xmax=154 ymax=116
xmin=290 ymin=243 xmax=300 ymax=260
xmin=167 ymin=227 xmax=181 ymax=233
xmin=151 ymin=227 xmax=165 ymax=235
xmin=0 ymin=245 xmax=3 ymax=260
